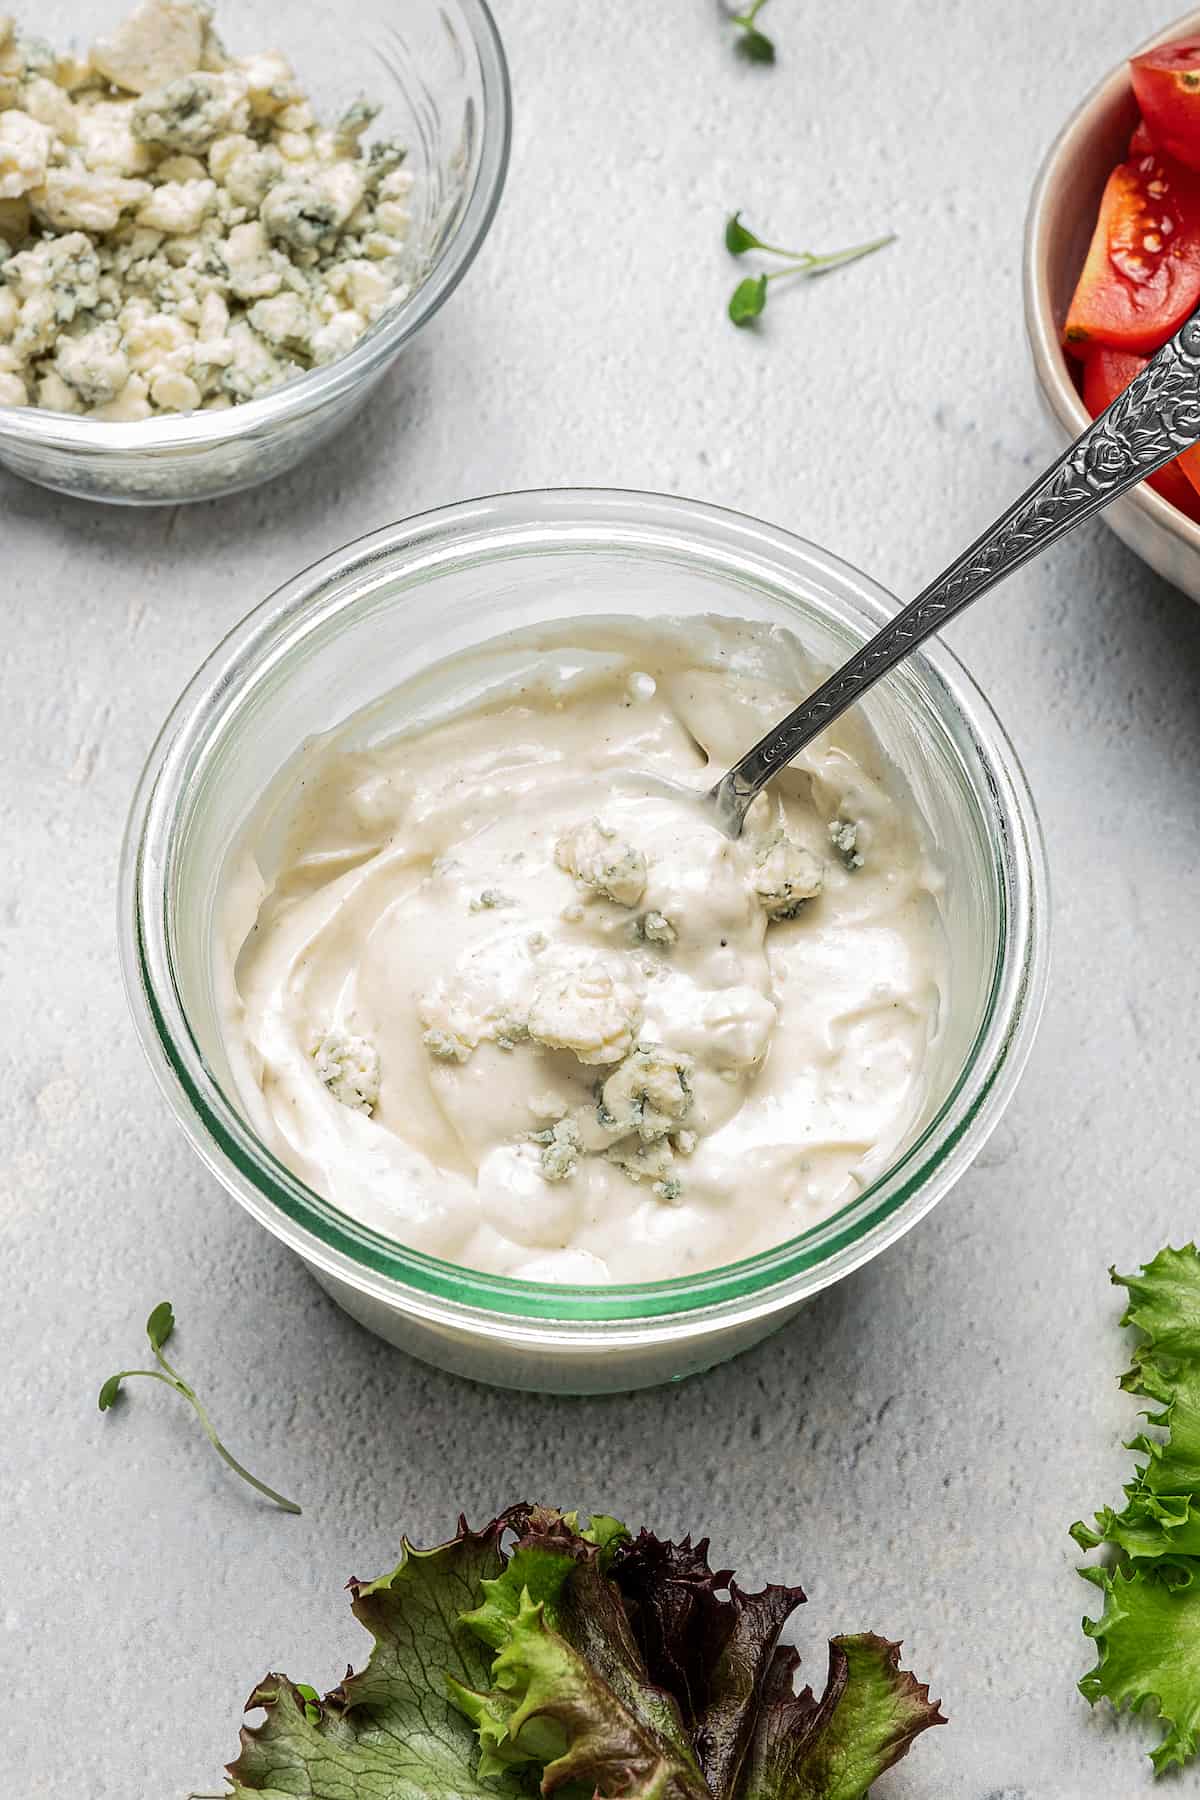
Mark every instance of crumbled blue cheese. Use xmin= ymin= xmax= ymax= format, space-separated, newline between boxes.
xmin=418 ymin=932 xmax=640 ymax=1076
xmin=598 ymin=1045 xmax=693 ymax=1142
xmin=555 ymin=818 xmax=648 ymax=907
xmin=0 ymin=107 xmax=49 ymax=196
xmin=136 ymin=174 xmax=216 ymax=234
xmin=418 ymin=956 xmax=537 ymax=1064
xmin=522 ymin=1044 xmax=692 ymax=1190
xmin=640 ymin=910 xmax=677 ymax=945
xmin=54 ymin=321 xmax=129 ymax=403
xmin=334 ymin=99 xmax=379 ymax=151
xmin=753 ymin=828 xmax=825 ymax=919
xmin=0 ymin=0 xmax=413 ymax=416
xmin=829 ymin=817 xmax=864 ymax=869
xmin=606 ymin=1137 xmax=676 ymax=1183
xmin=531 ymin=1116 xmax=581 ymax=1183
xmin=526 ymin=960 xmax=643 ymax=1065
xmin=132 ymin=71 xmax=249 ymax=153
xmin=90 ymin=0 xmax=221 ymax=96
xmin=311 ymin=1028 xmax=380 ymax=1114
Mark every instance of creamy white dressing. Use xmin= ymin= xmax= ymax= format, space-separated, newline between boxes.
xmin=217 ymin=616 xmax=948 ymax=1284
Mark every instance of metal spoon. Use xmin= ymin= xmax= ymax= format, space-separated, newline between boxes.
xmin=701 ymin=312 xmax=1200 ymax=837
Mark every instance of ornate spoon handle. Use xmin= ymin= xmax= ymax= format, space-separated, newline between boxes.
xmin=711 ymin=314 xmax=1200 ymax=834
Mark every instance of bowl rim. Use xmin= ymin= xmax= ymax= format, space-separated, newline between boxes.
xmin=1023 ymin=5 xmax=1200 ymax=550
xmin=120 ymin=487 xmax=1051 ymax=1348
xmin=0 ymin=0 xmax=511 ymax=453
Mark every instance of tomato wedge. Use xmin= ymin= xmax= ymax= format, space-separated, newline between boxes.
xmin=1130 ymin=117 xmax=1155 ymax=156
xmin=1064 ymin=150 xmax=1200 ymax=356
xmin=1131 ymin=39 xmax=1200 ymax=172
xmin=1083 ymin=345 xmax=1200 ymax=520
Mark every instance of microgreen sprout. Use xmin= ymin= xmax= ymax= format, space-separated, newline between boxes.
xmin=98 ymin=1301 xmax=301 ymax=1515
xmin=728 ymin=0 xmax=774 ymax=63
xmin=725 ymin=211 xmax=896 ymax=326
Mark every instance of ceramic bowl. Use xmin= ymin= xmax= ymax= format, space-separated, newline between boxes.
xmin=1024 ymin=7 xmax=1200 ymax=599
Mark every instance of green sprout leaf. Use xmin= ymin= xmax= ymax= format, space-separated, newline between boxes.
xmin=730 ymin=0 xmax=774 ymax=62
xmin=725 ymin=211 xmax=761 ymax=255
xmin=97 ymin=1301 xmax=301 ymax=1515
xmin=729 ymin=274 xmax=768 ymax=325
xmin=724 ymin=224 xmax=895 ymax=329
xmin=737 ymin=27 xmax=774 ymax=63
xmin=146 ymin=1299 xmax=175 ymax=1352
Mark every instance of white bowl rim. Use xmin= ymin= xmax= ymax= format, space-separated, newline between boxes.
xmin=1024 ymin=6 xmax=1200 ymax=553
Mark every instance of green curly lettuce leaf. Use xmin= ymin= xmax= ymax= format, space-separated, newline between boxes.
xmin=211 ymin=1504 xmax=943 ymax=1800
xmin=1118 ymin=1244 xmax=1200 ymax=1362
xmin=1072 ymin=1493 xmax=1200 ymax=1564
xmin=464 ymin=1586 xmax=708 ymax=1799
xmin=738 ymin=1634 xmax=947 ymax=1800
xmin=452 ymin=1506 xmax=702 ymax=1785
xmin=224 ymin=1512 xmax=524 ymax=1800
xmin=1073 ymin=1246 xmax=1200 ymax=1557
xmin=448 ymin=1506 xmax=693 ymax=1786
xmin=1080 ymin=1564 xmax=1200 ymax=1775
xmin=451 ymin=1513 xmax=941 ymax=1800
xmin=1075 ymin=1245 xmax=1200 ymax=1774
xmin=1125 ymin=1353 xmax=1200 ymax=1499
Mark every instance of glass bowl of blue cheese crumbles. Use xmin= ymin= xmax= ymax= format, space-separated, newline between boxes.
xmin=0 ymin=0 xmax=509 ymax=502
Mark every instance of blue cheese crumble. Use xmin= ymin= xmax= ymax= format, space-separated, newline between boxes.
xmin=753 ymin=829 xmax=825 ymax=919
xmin=554 ymin=819 xmax=648 ymax=908
xmin=531 ymin=1116 xmax=582 ymax=1183
xmin=526 ymin=960 xmax=643 ymax=1066
xmin=829 ymin=817 xmax=865 ymax=869
xmin=0 ymin=1 xmax=413 ymax=415
xmin=311 ymin=1028 xmax=380 ymax=1114
xmin=640 ymin=909 xmax=677 ymax=945
xmin=598 ymin=1045 xmax=693 ymax=1143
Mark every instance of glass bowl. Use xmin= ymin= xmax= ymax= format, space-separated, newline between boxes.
xmin=1024 ymin=6 xmax=1200 ymax=600
xmin=120 ymin=490 xmax=1050 ymax=1393
xmin=0 ymin=0 xmax=509 ymax=505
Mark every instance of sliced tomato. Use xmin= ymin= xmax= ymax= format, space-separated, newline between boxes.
xmin=1083 ymin=345 xmax=1200 ymax=520
xmin=1131 ymin=39 xmax=1200 ymax=172
xmin=1064 ymin=151 xmax=1200 ymax=356
xmin=1130 ymin=116 xmax=1155 ymax=155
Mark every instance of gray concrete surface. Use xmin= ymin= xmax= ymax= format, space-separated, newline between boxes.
xmin=3 ymin=1 xmax=1198 ymax=1794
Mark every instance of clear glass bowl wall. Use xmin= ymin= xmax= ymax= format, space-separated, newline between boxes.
xmin=122 ymin=491 xmax=1049 ymax=1392
xmin=0 ymin=0 xmax=509 ymax=504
